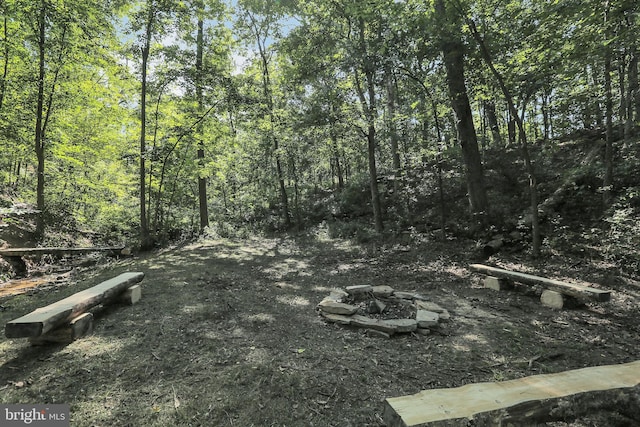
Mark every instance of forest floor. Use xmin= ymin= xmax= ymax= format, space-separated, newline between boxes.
xmin=0 ymin=231 xmax=639 ymax=426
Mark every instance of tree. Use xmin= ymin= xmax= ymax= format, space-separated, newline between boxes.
xmin=433 ymin=0 xmax=488 ymax=215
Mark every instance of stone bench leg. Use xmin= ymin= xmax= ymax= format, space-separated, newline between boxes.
xmin=29 ymin=312 xmax=94 ymax=345
xmin=120 ymin=284 xmax=142 ymax=305
xmin=540 ymin=290 xmax=583 ymax=309
xmin=483 ymin=275 xmax=513 ymax=291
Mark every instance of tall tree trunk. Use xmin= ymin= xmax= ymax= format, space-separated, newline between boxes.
xmin=435 ymin=0 xmax=488 ymax=215
xmin=196 ymin=14 xmax=209 ymax=232
xmin=354 ymin=17 xmax=383 ymax=232
xmin=139 ymin=4 xmax=153 ymax=248
xmin=330 ymin=133 xmax=344 ymax=190
xmin=0 ymin=15 xmax=9 ymax=112
xmin=441 ymin=40 xmax=488 ymax=213
xmin=632 ymin=48 xmax=640 ymax=124
xmin=618 ymin=55 xmax=627 ymax=139
xmin=468 ymin=19 xmax=541 ymax=257
xmin=35 ymin=2 xmax=46 ymax=239
xmin=386 ymin=65 xmax=401 ymax=195
xmin=626 ymin=47 xmax=637 ymax=137
xmin=603 ymin=2 xmax=614 ymax=206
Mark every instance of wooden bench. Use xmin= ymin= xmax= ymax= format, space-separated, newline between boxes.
xmin=5 ymin=271 xmax=144 ymax=344
xmin=0 ymin=246 xmax=128 ymax=276
xmin=469 ymin=264 xmax=611 ymax=309
xmin=383 ymin=360 xmax=640 ymax=426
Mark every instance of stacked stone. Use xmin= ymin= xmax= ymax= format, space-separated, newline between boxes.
xmin=317 ymin=285 xmax=450 ymax=338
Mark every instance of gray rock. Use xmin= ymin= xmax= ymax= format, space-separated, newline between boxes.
xmin=346 ymin=285 xmax=373 ymax=295
xmin=416 ymin=310 xmax=439 ymax=328
xmin=318 ymin=299 xmax=358 ymax=315
xmin=415 ymin=301 xmax=450 ymax=321
xmin=328 ymin=289 xmax=349 ymax=302
xmin=350 ymin=315 xmax=396 ymax=334
xmin=372 ymin=285 xmax=394 ymax=297
xmin=321 ymin=312 xmax=353 ymax=325
xmin=393 ymin=291 xmax=427 ymax=301
xmin=385 ymin=318 xmax=418 ymax=333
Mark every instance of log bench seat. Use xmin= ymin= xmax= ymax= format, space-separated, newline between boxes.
xmin=0 ymin=246 xmax=128 ymax=277
xmin=383 ymin=360 xmax=640 ymax=426
xmin=469 ymin=264 xmax=611 ymax=309
xmin=5 ymin=271 xmax=144 ymax=344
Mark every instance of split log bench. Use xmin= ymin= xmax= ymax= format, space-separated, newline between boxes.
xmin=383 ymin=360 xmax=640 ymax=426
xmin=5 ymin=271 xmax=144 ymax=344
xmin=469 ymin=264 xmax=611 ymax=309
xmin=0 ymin=246 xmax=128 ymax=277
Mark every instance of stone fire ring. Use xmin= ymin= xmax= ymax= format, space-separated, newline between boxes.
xmin=317 ymin=285 xmax=450 ymax=338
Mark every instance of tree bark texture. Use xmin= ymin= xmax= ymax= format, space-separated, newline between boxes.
xmin=441 ymin=39 xmax=488 ymax=213
xmin=139 ymin=8 xmax=152 ymax=248
xmin=603 ymin=2 xmax=614 ymax=206
xmin=434 ymin=0 xmax=488 ymax=215
xmin=196 ymin=16 xmax=209 ymax=232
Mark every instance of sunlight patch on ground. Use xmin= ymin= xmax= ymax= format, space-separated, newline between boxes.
xmin=245 ymin=346 xmax=271 ymax=366
xmin=65 ymin=335 xmax=129 ymax=357
xmin=276 ymin=295 xmax=310 ymax=307
xmin=181 ymin=304 xmax=205 ymax=314
xmin=262 ymin=258 xmax=310 ymax=278
xmin=274 ymin=281 xmax=300 ymax=290
xmin=330 ymin=262 xmax=363 ymax=274
xmin=461 ymin=332 xmax=488 ymax=345
xmin=245 ymin=313 xmax=275 ymax=323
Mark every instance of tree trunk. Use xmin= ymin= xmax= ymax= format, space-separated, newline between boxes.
xmin=139 ymin=4 xmax=153 ymax=248
xmin=354 ymin=18 xmax=383 ymax=233
xmin=435 ymin=0 xmax=488 ymax=215
xmin=618 ymin=55 xmax=627 ymax=139
xmin=34 ymin=1 xmax=47 ymax=239
xmin=0 ymin=15 xmax=8 ymax=112
xmin=196 ymin=15 xmax=209 ymax=232
xmin=603 ymin=3 xmax=614 ymax=206
xmin=626 ymin=47 xmax=637 ymax=137
xmin=386 ymin=66 xmax=401 ymax=195
xmin=440 ymin=41 xmax=488 ymax=213
xmin=485 ymin=100 xmax=503 ymax=146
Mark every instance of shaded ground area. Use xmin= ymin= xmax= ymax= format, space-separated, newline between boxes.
xmin=0 ymin=233 xmax=639 ymax=426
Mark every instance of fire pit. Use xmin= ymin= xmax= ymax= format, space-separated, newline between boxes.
xmin=317 ymin=285 xmax=450 ymax=338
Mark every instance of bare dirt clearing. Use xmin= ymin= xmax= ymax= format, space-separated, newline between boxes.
xmin=1 ymin=235 xmax=639 ymax=426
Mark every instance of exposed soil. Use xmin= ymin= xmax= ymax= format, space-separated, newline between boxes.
xmin=1 ymin=232 xmax=638 ymax=426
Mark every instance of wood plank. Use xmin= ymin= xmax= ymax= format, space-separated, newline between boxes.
xmin=384 ymin=360 xmax=640 ymax=427
xmin=469 ymin=264 xmax=611 ymax=302
xmin=5 ymin=271 xmax=144 ymax=338
xmin=0 ymin=246 xmax=125 ymax=257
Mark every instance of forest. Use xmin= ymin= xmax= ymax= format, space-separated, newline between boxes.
xmin=0 ymin=0 xmax=637 ymax=257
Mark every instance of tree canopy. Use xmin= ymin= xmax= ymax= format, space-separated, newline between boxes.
xmin=0 ymin=0 xmax=638 ymax=252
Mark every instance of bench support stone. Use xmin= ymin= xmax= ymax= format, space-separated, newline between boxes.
xmin=482 ymin=275 xmax=513 ymax=291
xmin=120 ymin=284 xmax=142 ymax=305
xmin=29 ymin=312 xmax=94 ymax=345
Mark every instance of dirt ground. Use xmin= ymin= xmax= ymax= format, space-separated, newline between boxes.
xmin=0 ymin=232 xmax=639 ymax=426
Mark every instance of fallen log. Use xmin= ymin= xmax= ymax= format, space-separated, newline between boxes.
xmin=383 ymin=360 xmax=640 ymax=426
xmin=0 ymin=246 xmax=126 ymax=257
xmin=5 ymin=271 xmax=144 ymax=338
